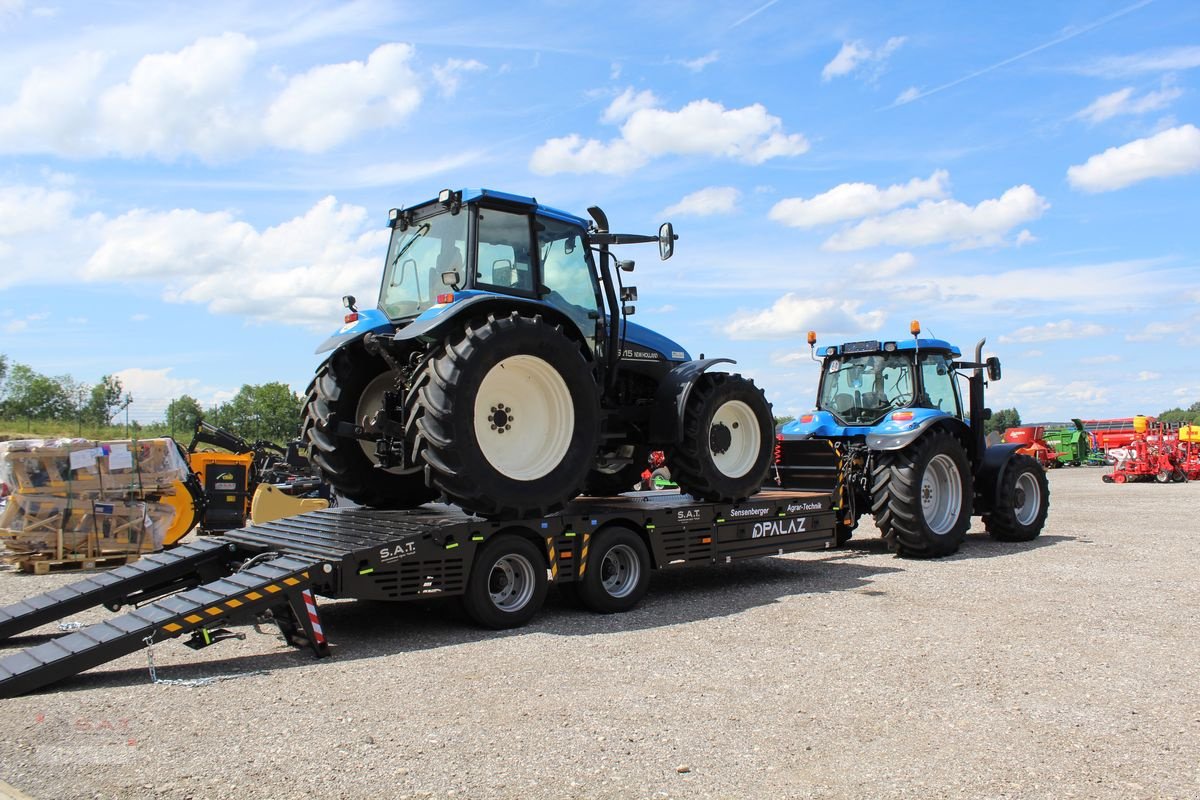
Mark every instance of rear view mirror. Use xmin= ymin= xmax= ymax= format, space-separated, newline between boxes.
xmin=986 ymin=356 xmax=1002 ymax=382
xmin=659 ymin=222 xmax=676 ymax=260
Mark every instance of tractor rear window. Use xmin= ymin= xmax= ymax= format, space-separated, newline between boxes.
xmin=379 ymin=211 xmax=467 ymax=319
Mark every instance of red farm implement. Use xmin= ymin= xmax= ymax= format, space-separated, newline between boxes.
xmin=1102 ymin=416 xmax=1188 ymax=484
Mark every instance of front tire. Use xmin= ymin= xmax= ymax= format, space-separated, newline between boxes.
xmin=414 ymin=312 xmax=599 ymax=518
xmin=301 ymin=347 xmax=437 ymax=509
xmin=668 ymin=373 xmax=774 ymax=503
xmin=984 ymin=454 xmax=1049 ymax=542
xmin=462 ymin=535 xmax=548 ymax=629
xmin=576 ymin=527 xmax=651 ymax=613
xmin=870 ymin=429 xmax=973 ymax=558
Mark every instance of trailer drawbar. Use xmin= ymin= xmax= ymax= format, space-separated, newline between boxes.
xmin=0 ymin=488 xmax=836 ymax=698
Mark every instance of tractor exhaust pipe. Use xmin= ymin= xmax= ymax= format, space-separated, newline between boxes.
xmin=970 ymin=338 xmax=987 ymax=458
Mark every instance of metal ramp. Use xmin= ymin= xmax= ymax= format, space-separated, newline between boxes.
xmin=0 ymin=553 xmax=325 ymax=699
xmin=0 ymin=539 xmax=236 ymax=642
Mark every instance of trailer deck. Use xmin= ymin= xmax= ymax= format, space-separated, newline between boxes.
xmin=0 ymin=488 xmax=836 ymax=698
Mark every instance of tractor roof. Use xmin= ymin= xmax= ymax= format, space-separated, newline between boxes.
xmin=823 ymin=338 xmax=962 ymax=358
xmin=458 ymin=188 xmax=591 ymax=228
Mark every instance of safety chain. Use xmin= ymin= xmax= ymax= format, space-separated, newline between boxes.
xmin=142 ymin=633 xmax=269 ymax=688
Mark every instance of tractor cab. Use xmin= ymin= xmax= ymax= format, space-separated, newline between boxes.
xmin=815 ymin=339 xmax=964 ymax=427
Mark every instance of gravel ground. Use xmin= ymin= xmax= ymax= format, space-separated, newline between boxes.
xmin=1 ymin=467 xmax=1197 ymax=800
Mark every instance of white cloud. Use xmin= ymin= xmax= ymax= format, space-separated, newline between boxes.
xmin=601 ymin=88 xmax=660 ymax=124
xmin=822 ymin=37 xmax=905 ymax=81
xmin=1136 ymin=370 xmax=1161 ymax=381
xmin=823 ymin=185 xmax=1048 ymax=251
xmin=664 ymin=186 xmax=740 ymax=217
xmin=1077 ymin=46 xmax=1200 ymax=78
xmin=431 ymin=58 xmax=486 ymax=97
xmin=723 ymin=295 xmax=886 ymax=341
xmin=96 ymin=33 xmax=259 ymax=161
xmin=83 ymin=196 xmax=386 ymax=329
xmin=0 ymin=183 xmax=75 ymax=236
xmin=531 ymin=98 xmax=808 ymax=175
xmin=769 ymin=170 xmax=948 ymax=228
xmin=1015 ymin=229 xmax=1037 ymax=246
xmin=894 ymin=87 xmax=921 ymax=105
xmin=1075 ymin=83 xmax=1183 ymax=124
xmin=112 ymin=367 xmax=206 ymax=408
xmin=680 ymin=51 xmax=720 ymax=72
xmin=1080 ymin=354 xmax=1121 ymax=364
xmin=1125 ymin=320 xmax=1191 ymax=341
xmin=264 ymin=43 xmax=422 ymax=153
xmin=872 ymin=252 xmax=916 ymax=276
xmin=1001 ymin=376 xmax=1111 ymax=407
xmin=998 ymin=320 xmax=1108 ymax=344
xmin=1067 ymin=124 xmax=1200 ymax=192
xmin=4 ymin=319 xmax=28 ymax=333
xmin=0 ymin=51 xmax=108 ymax=155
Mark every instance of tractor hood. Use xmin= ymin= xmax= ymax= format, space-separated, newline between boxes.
xmin=781 ymin=407 xmax=952 ymax=441
xmin=620 ymin=320 xmax=690 ymax=363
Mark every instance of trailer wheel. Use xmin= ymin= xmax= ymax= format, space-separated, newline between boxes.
xmin=983 ymin=455 xmax=1049 ymax=542
xmin=576 ymin=527 xmax=651 ymax=613
xmin=462 ymin=535 xmax=548 ymax=629
xmin=668 ymin=373 xmax=774 ymax=503
xmin=870 ymin=429 xmax=973 ymax=558
xmin=301 ymin=347 xmax=437 ymax=509
xmin=414 ymin=312 xmax=599 ymax=518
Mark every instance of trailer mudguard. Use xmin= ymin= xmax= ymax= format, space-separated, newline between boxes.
xmin=648 ymin=358 xmax=735 ymax=443
xmin=393 ymin=294 xmax=586 ymax=344
xmin=314 ymin=308 xmax=395 ymax=354
xmin=972 ymin=443 xmax=1022 ymax=515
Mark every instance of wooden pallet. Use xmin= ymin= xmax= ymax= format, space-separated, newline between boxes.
xmin=18 ymin=553 xmax=141 ymax=575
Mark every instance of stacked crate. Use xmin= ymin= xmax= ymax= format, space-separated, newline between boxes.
xmin=0 ymin=438 xmax=192 ymax=572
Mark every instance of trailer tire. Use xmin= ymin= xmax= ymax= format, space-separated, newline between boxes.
xmin=668 ymin=373 xmax=774 ymax=503
xmin=301 ymin=347 xmax=437 ymax=509
xmin=462 ymin=535 xmax=548 ymax=629
xmin=414 ymin=312 xmax=599 ymax=518
xmin=870 ymin=429 xmax=972 ymax=558
xmin=576 ymin=527 xmax=651 ymax=613
xmin=983 ymin=455 xmax=1049 ymax=542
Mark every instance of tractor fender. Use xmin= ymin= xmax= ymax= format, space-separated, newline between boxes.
xmin=864 ymin=414 xmax=970 ymax=452
xmin=394 ymin=294 xmax=586 ymax=345
xmin=648 ymin=358 xmax=736 ymax=444
xmin=314 ymin=308 xmax=395 ymax=354
xmin=972 ymin=443 xmax=1023 ymax=515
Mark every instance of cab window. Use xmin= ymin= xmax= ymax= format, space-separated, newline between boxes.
xmin=919 ymin=354 xmax=961 ymax=414
xmin=475 ymin=208 xmax=534 ymax=294
xmin=537 ymin=216 xmax=601 ymax=341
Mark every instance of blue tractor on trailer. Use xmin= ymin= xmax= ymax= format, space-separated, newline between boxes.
xmin=302 ymin=188 xmax=775 ymax=518
xmin=775 ymin=322 xmax=1049 ymax=558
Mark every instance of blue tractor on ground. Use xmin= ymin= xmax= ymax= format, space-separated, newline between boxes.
xmin=302 ymin=188 xmax=774 ymax=518
xmin=775 ymin=322 xmax=1049 ymax=557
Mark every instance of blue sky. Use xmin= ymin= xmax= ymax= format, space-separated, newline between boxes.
xmin=1 ymin=0 xmax=1198 ymax=424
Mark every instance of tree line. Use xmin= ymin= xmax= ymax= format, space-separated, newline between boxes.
xmin=0 ymin=354 xmax=303 ymax=444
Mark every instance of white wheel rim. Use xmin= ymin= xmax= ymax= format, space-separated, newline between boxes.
xmin=474 ymin=355 xmax=574 ymax=481
xmin=1013 ymin=471 xmax=1041 ymax=526
xmin=921 ymin=453 xmax=963 ymax=536
xmin=356 ymin=369 xmax=411 ymax=474
xmin=709 ymin=400 xmax=760 ymax=478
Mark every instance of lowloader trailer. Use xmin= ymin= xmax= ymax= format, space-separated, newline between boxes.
xmin=0 ymin=488 xmax=836 ymax=698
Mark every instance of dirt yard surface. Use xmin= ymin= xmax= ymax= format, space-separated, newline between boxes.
xmin=1 ymin=468 xmax=1197 ymax=799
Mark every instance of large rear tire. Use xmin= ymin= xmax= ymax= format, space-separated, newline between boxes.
xmin=984 ymin=454 xmax=1049 ymax=542
xmin=301 ymin=347 xmax=437 ymax=509
xmin=667 ymin=373 xmax=774 ymax=503
xmin=870 ymin=429 xmax=973 ymax=558
xmin=414 ymin=312 xmax=599 ymax=518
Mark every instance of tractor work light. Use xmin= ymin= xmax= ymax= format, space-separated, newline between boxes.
xmin=388 ymin=208 xmax=401 ymax=222
xmin=883 ymin=341 xmax=897 ymax=352
xmin=438 ymin=189 xmax=452 ymax=203
xmin=824 ymin=346 xmax=837 ymax=356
